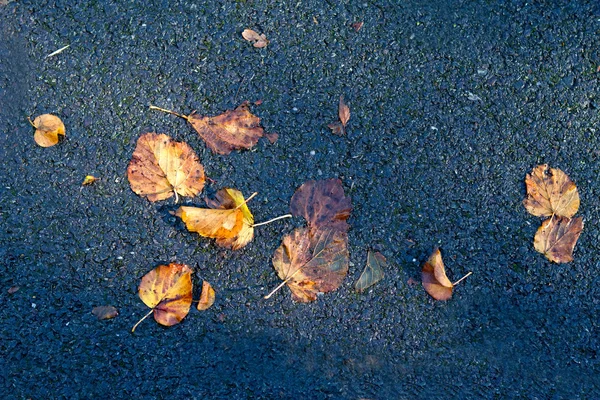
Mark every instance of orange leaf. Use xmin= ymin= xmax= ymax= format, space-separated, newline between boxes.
xmin=242 ymin=29 xmax=269 ymax=48
xmin=271 ymin=227 xmax=349 ymax=302
xmin=82 ymin=175 xmax=97 ymax=185
xmin=421 ymin=248 xmax=453 ymax=301
xmin=30 ymin=114 xmax=65 ymax=147
xmin=523 ymin=164 xmax=579 ymax=218
xmin=127 ymin=133 xmax=205 ymax=202
xmin=197 ymin=281 xmax=216 ymax=311
xmin=290 ymin=178 xmax=352 ymax=234
xmin=175 ymin=188 xmax=254 ymax=250
xmin=133 ymin=263 xmax=193 ymax=332
xmin=533 ymin=216 xmax=583 ymax=263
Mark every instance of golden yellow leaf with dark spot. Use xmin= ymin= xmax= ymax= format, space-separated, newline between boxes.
xmin=133 ymin=263 xmax=193 ymax=332
xmin=197 ymin=281 xmax=216 ymax=311
xmin=127 ymin=133 xmax=205 ymax=202
xmin=30 ymin=114 xmax=65 ymax=147
xmin=422 ymin=248 xmax=453 ymax=301
xmin=534 ymin=216 xmax=583 ymax=263
xmin=523 ymin=164 xmax=579 ymax=218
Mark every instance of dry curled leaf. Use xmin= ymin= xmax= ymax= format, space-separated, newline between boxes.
xmin=30 ymin=114 xmax=65 ymax=147
xmin=242 ymin=29 xmax=269 ymax=48
xmin=355 ymin=251 xmax=386 ymax=292
xmin=534 ymin=216 xmax=583 ymax=263
xmin=133 ymin=263 xmax=193 ymax=332
xmin=272 ymin=227 xmax=349 ymax=302
xmin=422 ymin=248 xmax=453 ymax=301
xmin=328 ymin=95 xmax=350 ymax=136
xmin=523 ymin=164 xmax=579 ymax=218
xmin=82 ymin=175 xmax=97 ymax=185
xmin=150 ymin=104 xmax=264 ymax=155
xmin=197 ymin=281 xmax=216 ymax=311
xmin=92 ymin=305 xmax=119 ymax=320
xmin=175 ymin=188 xmax=254 ymax=250
xmin=127 ymin=133 xmax=205 ymax=202
xmin=290 ymin=178 xmax=352 ymax=235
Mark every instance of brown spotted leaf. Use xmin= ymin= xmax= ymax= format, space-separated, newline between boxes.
xmin=355 ymin=251 xmax=386 ymax=292
xmin=197 ymin=281 xmax=216 ymax=311
xmin=290 ymin=178 xmax=352 ymax=235
xmin=422 ymin=248 xmax=453 ymax=301
xmin=133 ymin=263 xmax=193 ymax=332
xmin=523 ymin=164 xmax=579 ymax=218
xmin=127 ymin=133 xmax=205 ymax=202
xmin=175 ymin=188 xmax=254 ymax=250
xmin=271 ymin=227 xmax=349 ymax=302
xmin=534 ymin=216 xmax=583 ymax=263
xmin=30 ymin=114 xmax=65 ymax=147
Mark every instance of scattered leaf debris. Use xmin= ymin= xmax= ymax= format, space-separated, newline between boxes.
xmin=8 ymin=286 xmax=20 ymax=294
xmin=355 ymin=251 xmax=386 ymax=293
xmin=242 ymin=29 xmax=269 ymax=48
xmin=351 ymin=21 xmax=364 ymax=32
xmin=127 ymin=133 xmax=205 ymax=202
xmin=29 ymin=114 xmax=65 ymax=147
xmin=92 ymin=305 xmax=119 ymax=320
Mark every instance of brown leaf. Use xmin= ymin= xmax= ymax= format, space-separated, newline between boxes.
xmin=523 ymin=164 xmax=579 ymax=218
xmin=355 ymin=251 xmax=386 ymax=292
xmin=175 ymin=188 xmax=254 ymax=250
xmin=351 ymin=21 xmax=364 ymax=32
xmin=127 ymin=133 xmax=205 ymax=202
xmin=242 ymin=29 xmax=269 ymax=48
xmin=290 ymin=178 xmax=352 ymax=234
xmin=7 ymin=286 xmax=20 ymax=294
xmin=92 ymin=305 xmax=119 ymax=320
xmin=534 ymin=216 xmax=583 ymax=263
xmin=133 ymin=263 xmax=193 ymax=332
xmin=188 ymin=103 xmax=264 ymax=155
xmin=265 ymin=132 xmax=279 ymax=144
xmin=197 ymin=281 xmax=216 ymax=311
xmin=422 ymin=248 xmax=453 ymax=301
xmin=338 ymin=95 xmax=350 ymax=127
xmin=30 ymin=114 xmax=65 ymax=147
xmin=272 ymin=227 xmax=349 ymax=302
xmin=328 ymin=122 xmax=345 ymax=136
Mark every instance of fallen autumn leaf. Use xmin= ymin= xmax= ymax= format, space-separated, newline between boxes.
xmin=242 ymin=29 xmax=269 ymax=48
xmin=29 ymin=114 xmax=65 ymax=147
xmin=197 ymin=281 xmax=216 ymax=311
xmin=523 ymin=164 xmax=579 ymax=218
xmin=355 ymin=251 xmax=386 ymax=293
xmin=533 ymin=215 xmax=583 ymax=263
xmin=422 ymin=248 xmax=471 ymax=301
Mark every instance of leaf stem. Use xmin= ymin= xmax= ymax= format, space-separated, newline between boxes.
xmin=131 ymin=309 xmax=154 ymax=333
xmin=235 ymin=192 xmax=258 ymax=210
xmin=453 ymin=271 xmax=472 ymax=286
xmin=149 ymin=105 xmax=189 ymax=121
xmin=174 ymin=190 xmax=179 ymax=204
xmin=252 ymin=214 xmax=292 ymax=227
xmin=27 ymin=116 xmax=37 ymax=128
xmin=264 ymin=268 xmax=302 ymax=299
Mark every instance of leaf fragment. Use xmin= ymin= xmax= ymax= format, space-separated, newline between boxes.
xmin=242 ymin=29 xmax=269 ymax=48
xmin=197 ymin=281 xmax=216 ymax=311
xmin=30 ymin=114 xmax=65 ymax=147
xmin=175 ymin=188 xmax=254 ymax=250
xmin=127 ymin=133 xmax=205 ymax=202
xmin=272 ymin=227 xmax=349 ymax=302
xmin=82 ymin=175 xmax=97 ymax=185
xmin=92 ymin=305 xmax=119 ymax=320
xmin=328 ymin=95 xmax=350 ymax=136
xmin=533 ymin=216 xmax=583 ymax=263
xmin=290 ymin=178 xmax=352 ymax=234
xmin=523 ymin=164 xmax=579 ymax=218
xmin=355 ymin=251 xmax=386 ymax=292
xmin=422 ymin=248 xmax=453 ymax=301
xmin=133 ymin=263 xmax=193 ymax=332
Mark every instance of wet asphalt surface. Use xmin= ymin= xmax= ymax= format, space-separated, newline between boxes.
xmin=1 ymin=0 xmax=600 ymax=398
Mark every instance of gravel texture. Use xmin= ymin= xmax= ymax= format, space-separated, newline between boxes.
xmin=1 ymin=0 xmax=600 ymax=398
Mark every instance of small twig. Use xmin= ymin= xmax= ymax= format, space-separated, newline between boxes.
xmin=453 ymin=271 xmax=472 ymax=286
xmin=131 ymin=309 xmax=154 ymax=333
xmin=149 ymin=105 xmax=189 ymax=121
xmin=174 ymin=190 xmax=179 ymax=204
xmin=27 ymin=116 xmax=36 ymax=128
xmin=252 ymin=214 xmax=292 ymax=227
xmin=46 ymin=45 xmax=70 ymax=58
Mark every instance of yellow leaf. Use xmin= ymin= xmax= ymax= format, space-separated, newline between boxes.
xmin=197 ymin=281 xmax=216 ymax=311
xmin=30 ymin=114 xmax=65 ymax=147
